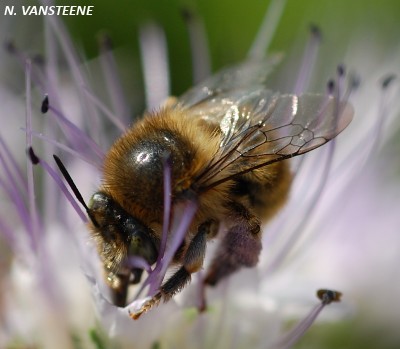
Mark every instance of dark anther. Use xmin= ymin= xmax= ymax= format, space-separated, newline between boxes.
xmin=381 ymin=74 xmax=396 ymax=89
xmin=98 ymin=32 xmax=113 ymax=51
xmin=337 ymin=64 xmax=345 ymax=77
xmin=180 ymin=7 xmax=194 ymax=22
xmin=41 ymin=95 xmax=49 ymax=113
xmin=327 ymin=80 xmax=335 ymax=95
xmin=28 ymin=147 xmax=39 ymax=165
xmin=32 ymin=54 xmax=45 ymax=66
xmin=350 ymin=74 xmax=361 ymax=89
xmin=316 ymin=289 xmax=342 ymax=305
xmin=309 ymin=24 xmax=322 ymax=40
xmin=4 ymin=40 xmax=16 ymax=53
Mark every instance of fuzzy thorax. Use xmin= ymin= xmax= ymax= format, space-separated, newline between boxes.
xmin=100 ymin=107 xmax=224 ymax=226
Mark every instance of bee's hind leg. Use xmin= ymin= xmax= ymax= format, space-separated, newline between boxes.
xmin=204 ymin=201 xmax=262 ymax=286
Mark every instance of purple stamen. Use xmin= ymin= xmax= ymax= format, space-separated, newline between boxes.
xmin=130 ymin=147 xmax=192 ymax=302
xmin=26 ymin=59 xmax=41 ymax=245
xmin=157 ymin=154 xmax=172 ymax=263
xmin=292 ymin=24 xmax=322 ymax=94
xmin=247 ymin=0 xmax=288 ymax=60
xmin=335 ymin=64 xmax=346 ymax=101
xmin=4 ymin=40 xmax=46 ymax=90
xmin=0 ymin=136 xmax=28 ymax=192
xmin=47 ymin=103 xmax=105 ymax=165
xmin=0 ymin=217 xmax=14 ymax=247
xmin=82 ymin=86 xmax=126 ymax=132
xmin=334 ymin=74 xmax=397 ymax=177
xmin=43 ymin=12 xmax=102 ymax=139
xmin=0 ymin=141 xmax=33 ymax=237
xmin=150 ymin=199 xmax=198 ymax=293
xmin=23 ymin=128 xmax=99 ymax=168
xmin=98 ymin=34 xmax=130 ymax=126
xmin=272 ymin=289 xmax=342 ymax=349
xmin=181 ymin=8 xmax=211 ymax=83
xmin=139 ymin=23 xmax=170 ymax=110
xmin=138 ymin=199 xmax=198 ymax=299
xmin=126 ymin=256 xmax=152 ymax=274
xmin=0 ymin=175 xmax=31 ymax=235
xmin=266 ymin=138 xmax=336 ymax=272
xmin=265 ymin=71 xmax=353 ymax=270
xmin=338 ymin=72 xmax=359 ymax=104
xmin=273 ymin=304 xmax=325 ymax=349
xmin=368 ymin=74 xmax=397 ymax=154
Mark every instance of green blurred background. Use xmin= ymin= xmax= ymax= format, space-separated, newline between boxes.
xmin=59 ymin=0 xmax=400 ymax=95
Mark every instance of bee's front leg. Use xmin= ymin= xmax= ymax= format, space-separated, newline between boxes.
xmin=204 ymin=201 xmax=262 ymax=286
xmin=130 ymin=220 xmax=216 ymax=319
xmin=108 ymin=272 xmax=130 ymax=307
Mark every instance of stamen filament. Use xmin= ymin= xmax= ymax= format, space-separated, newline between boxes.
xmin=248 ymin=0 xmax=288 ymax=60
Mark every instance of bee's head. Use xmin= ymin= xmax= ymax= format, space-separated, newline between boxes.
xmin=52 ymin=155 xmax=158 ymax=286
xmin=88 ymin=191 xmax=159 ymax=283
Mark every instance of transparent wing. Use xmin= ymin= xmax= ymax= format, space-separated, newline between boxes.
xmin=175 ymin=55 xmax=282 ymax=111
xmin=172 ymin=57 xmax=353 ymax=191
xmin=189 ymin=91 xmax=354 ymax=191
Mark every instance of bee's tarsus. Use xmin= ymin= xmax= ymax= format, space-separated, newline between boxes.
xmin=129 ymin=293 xmax=162 ymax=320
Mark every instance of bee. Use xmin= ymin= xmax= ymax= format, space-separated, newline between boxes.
xmin=55 ymin=59 xmax=353 ymax=319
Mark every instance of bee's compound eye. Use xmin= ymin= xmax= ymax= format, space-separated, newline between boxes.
xmin=130 ymin=234 xmax=143 ymax=251
xmin=128 ymin=229 xmax=158 ymax=265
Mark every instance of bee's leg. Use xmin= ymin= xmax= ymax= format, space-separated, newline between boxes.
xmin=109 ymin=272 xmax=130 ymax=307
xmin=204 ymin=201 xmax=261 ymax=286
xmin=109 ymin=268 xmax=144 ymax=307
xmin=130 ymin=220 xmax=217 ymax=319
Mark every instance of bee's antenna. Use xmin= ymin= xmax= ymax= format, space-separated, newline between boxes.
xmin=53 ymin=155 xmax=89 ymax=212
xmin=53 ymin=155 xmax=99 ymax=227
